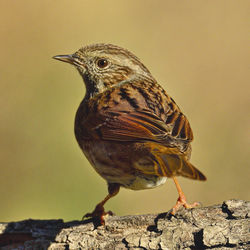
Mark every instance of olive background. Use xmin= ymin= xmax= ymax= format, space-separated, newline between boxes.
xmin=0 ymin=1 xmax=249 ymax=222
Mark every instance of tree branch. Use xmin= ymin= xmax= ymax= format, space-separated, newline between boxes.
xmin=0 ymin=199 xmax=249 ymax=249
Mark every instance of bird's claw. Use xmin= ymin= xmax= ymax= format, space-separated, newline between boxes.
xmin=82 ymin=204 xmax=114 ymax=225
xmin=171 ymin=196 xmax=200 ymax=215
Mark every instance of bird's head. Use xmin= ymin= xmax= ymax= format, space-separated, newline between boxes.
xmin=53 ymin=43 xmax=153 ymax=97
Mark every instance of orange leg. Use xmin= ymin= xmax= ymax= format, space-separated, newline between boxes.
xmin=83 ymin=183 xmax=120 ymax=224
xmin=171 ymin=177 xmax=200 ymax=214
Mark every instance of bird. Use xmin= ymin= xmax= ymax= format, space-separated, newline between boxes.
xmin=53 ymin=43 xmax=206 ymax=224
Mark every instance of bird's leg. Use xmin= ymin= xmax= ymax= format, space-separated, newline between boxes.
xmin=83 ymin=183 xmax=120 ymax=224
xmin=171 ymin=177 xmax=200 ymax=214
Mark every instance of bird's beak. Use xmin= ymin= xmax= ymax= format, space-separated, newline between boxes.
xmin=52 ymin=54 xmax=85 ymax=67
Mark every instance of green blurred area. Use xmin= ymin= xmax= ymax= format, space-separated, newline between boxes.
xmin=0 ymin=0 xmax=249 ymax=222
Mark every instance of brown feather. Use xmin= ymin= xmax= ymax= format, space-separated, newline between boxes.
xmin=54 ymin=43 xmax=207 ymax=221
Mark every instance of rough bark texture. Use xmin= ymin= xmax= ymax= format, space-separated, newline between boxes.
xmin=0 ymin=199 xmax=249 ymax=249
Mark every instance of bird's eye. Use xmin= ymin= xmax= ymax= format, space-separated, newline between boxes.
xmin=96 ymin=58 xmax=109 ymax=68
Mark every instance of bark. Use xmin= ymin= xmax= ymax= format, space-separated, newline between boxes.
xmin=0 ymin=199 xmax=249 ymax=249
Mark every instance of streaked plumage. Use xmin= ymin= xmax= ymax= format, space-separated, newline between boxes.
xmin=53 ymin=43 xmax=206 ymax=224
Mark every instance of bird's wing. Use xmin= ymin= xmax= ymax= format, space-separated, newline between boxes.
xmin=84 ymin=80 xmax=193 ymax=146
xmin=91 ymin=109 xmax=192 ymax=148
xmin=89 ymin=109 xmax=205 ymax=180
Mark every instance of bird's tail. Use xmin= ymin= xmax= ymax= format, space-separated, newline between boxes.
xmin=158 ymin=152 xmax=206 ymax=180
xmin=134 ymin=143 xmax=206 ymax=181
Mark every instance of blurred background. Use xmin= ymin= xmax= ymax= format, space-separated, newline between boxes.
xmin=0 ymin=1 xmax=249 ymax=222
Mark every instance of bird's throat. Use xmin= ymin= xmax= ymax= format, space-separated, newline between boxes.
xmin=82 ymin=74 xmax=107 ymax=100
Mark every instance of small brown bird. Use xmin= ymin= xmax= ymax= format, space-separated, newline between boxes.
xmin=53 ymin=43 xmax=206 ymax=224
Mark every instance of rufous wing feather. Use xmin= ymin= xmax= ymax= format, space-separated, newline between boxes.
xmin=93 ymin=110 xmax=179 ymax=144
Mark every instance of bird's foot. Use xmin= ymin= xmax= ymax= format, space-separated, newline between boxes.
xmin=82 ymin=204 xmax=114 ymax=225
xmin=171 ymin=194 xmax=200 ymax=215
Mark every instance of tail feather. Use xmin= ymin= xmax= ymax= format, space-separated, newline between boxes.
xmin=134 ymin=143 xmax=207 ymax=181
xmin=156 ymin=151 xmax=206 ymax=181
